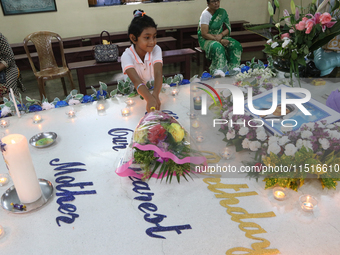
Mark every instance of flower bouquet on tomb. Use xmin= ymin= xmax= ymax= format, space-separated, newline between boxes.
xmin=248 ymin=0 xmax=340 ymax=85
xmin=248 ymin=121 xmax=340 ymax=191
xmin=115 ymin=111 xmax=207 ymax=183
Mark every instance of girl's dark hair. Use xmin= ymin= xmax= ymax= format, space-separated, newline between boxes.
xmin=128 ymin=9 xmax=157 ymax=43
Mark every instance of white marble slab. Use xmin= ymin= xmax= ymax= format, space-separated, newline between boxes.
xmin=0 ymin=78 xmax=339 ymax=255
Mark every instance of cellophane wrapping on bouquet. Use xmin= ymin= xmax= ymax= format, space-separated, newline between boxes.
xmin=115 ymin=110 xmax=207 ymax=182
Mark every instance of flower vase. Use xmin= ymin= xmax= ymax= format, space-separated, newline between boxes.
xmin=272 ymin=57 xmax=291 ymax=73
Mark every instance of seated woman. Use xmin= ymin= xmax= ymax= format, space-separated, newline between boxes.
xmin=198 ymin=0 xmax=242 ymax=76
xmin=0 ymin=32 xmax=24 ymax=99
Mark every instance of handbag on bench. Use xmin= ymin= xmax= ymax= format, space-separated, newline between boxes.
xmin=93 ymin=31 xmax=119 ymax=63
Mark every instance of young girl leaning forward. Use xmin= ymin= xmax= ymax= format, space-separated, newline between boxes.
xmin=121 ymin=10 xmax=162 ymax=112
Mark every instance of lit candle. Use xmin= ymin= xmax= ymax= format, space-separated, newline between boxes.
xmin=302 ymin=202 xmax=314 ymax=211
xmin=193 ymin=96 xmax=202 ymax=110
xmin=171 ymin=88 xmax=179 ymax=96
xmin=300 ymin=195 xmax=317 ymax=212
xmin=1 ymin=134 xmax=42 ymax=203
xmin=0 ymin=119 xmax=9 ymax=128
xmin=273 ymin=187 xmax=286 ymax=201
xmin=192 ymin=120 xmax=200 ymax=128
xmin=195 ymin=135 xmax=204 ymax=143
xmin=121 ymin=108 xmax=130 ymax=117
xmin=191 ymin=85 xmax=198 ymax=92
xmin=0 ymin=225 xmax=4 ymax=239
xmin=0 ymin=173 xmax=10 ymax=187
xmin=219 ymin=147 xmax=235 ymax=160
xmin=125 ymin=98 xmax=135 ymax=106
xmin=33 ymin=114 xmax=42 ymax=123
xmin=97 ymin=103 xmax=106 ymax=113
xmin=67 ymin=109 xmax=76 ymax=118
xmin=187 ymin=112 xmax=196 ymax=119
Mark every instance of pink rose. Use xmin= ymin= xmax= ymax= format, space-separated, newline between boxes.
xmin=319 ymin=12 xmax=332 ymax=25
xmin=295 ymin=20 xmax=306 ymax=31
xmin=305 ymin=20 xmax=314 ymax=34
xmin=281 ymin=33 xmax=290 ymax=39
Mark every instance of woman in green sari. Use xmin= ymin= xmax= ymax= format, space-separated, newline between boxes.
xmin=198 ymin=0 xmax=242 ymax=75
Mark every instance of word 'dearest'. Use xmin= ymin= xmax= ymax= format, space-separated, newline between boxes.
xmin=204 ymin=85 xmax=312 ymax=116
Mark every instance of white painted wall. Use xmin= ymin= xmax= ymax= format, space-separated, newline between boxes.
xmin=0 ymin=0 xmax=312 ymax=44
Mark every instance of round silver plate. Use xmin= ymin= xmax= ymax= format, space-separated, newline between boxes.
xmin=29 ymin=132 xmax=57 ymax=148
xmin=1 ymin=179 xmax=54 ymax=213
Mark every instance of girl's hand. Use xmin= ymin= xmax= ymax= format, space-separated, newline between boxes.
xmin=146 ymin=95 xmax=158 ymax=112
xmin=152 ymin=94 xmax=161 ymax=110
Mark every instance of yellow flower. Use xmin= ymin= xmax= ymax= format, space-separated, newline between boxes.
xmin=134 ymin=128 xmax=148 ymax=144
xmin=169 ymin=123 xmax=184 ymax=142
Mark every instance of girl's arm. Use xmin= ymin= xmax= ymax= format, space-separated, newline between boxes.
xmin=125 ymin=68 xmax=158 ymax=112
xmin=151 ymin=62 xmax=162 ymax=110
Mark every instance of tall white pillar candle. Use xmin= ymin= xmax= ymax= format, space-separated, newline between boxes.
xmin=1 ymin=134 xmax=41 ymax=203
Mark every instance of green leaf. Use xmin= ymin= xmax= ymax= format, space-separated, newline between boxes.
xmin=70 ymin=89 xmax=78 ymax=96
xmin=99 ymin=81 xmax=107 ymax=91
xmin=75 ymin=94 xmax=84 ymax=100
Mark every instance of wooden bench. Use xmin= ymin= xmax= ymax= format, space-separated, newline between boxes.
xmin=14 ymin=37 xmax=177 ymax=70
xmin=194 ymin=41 xmax=266 ymax=70
xmin=68 ymin=48 xmax=196 ymax=95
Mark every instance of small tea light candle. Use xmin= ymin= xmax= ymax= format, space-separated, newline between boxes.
xmin=171 ymin=88 xmax=179 ymax=96
xmin=191 ymin=85 xmax=198 ymax=92
xmin=0 ymin=225 xmax=4 ymax=239
xmin=193 ymin=96 xmax=202 ymax=110
xmin=300 ymin=195 xmax=317 ymax=212
xmin=220 ymin=147 xmax=234 ymax=160
xmin=125 ymin=98 xmax=135 ymax=106
xmin=33 ymin=114 xmax=42 ymax=123
xmin=121 ymin=108 xmax=130 ymax=117
xmin=97 ymin=103 xmax=106 ymax=115
xmin=67 ymin=108 xmax=76 ymax=118
xmin=0 ymin=119 xmax=9 ymax=128
xmin=0 ymin=173 xmax=10 ymax=187
xmin=195 ymin=135 xmax=204 ymax=143
xmin=187 ymin=112 xmax=197 ymax=119
xmin=273 ymin=187 xmax=286 ymax=201
xmin=192 ymin=120 xmax=200 ymax=128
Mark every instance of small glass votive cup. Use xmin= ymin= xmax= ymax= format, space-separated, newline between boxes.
xmin=32 ymin=114 xmax=43 ymax=123
xmin=0 ymin=225 xmax=4 ymax=239
xmin=0 ymin=119 xmax=9 ymax=128
xmin=171 ymin=88 xmax=180 ymax=97
xmin=192 ymin=119 xmax=200 ymax=128
xmin=299 ymin=195 xmax=318 ymax=212
xmin=219 ymin=146 xmax=235 ymax=160
xmin=0 ymin=173 xmax=10 ymax=187
xmin=66 ymin=108 xmax=76 ymax=118
xmin=187 ymin=112 xmax=197 ymax=119
xmin=191 ymin=84 xmax=198 ymax=92
xmin=97 ymin=103 xmax=106 ymax=115
xmin=121 ymin=108 xmax=131 ymax=117
xmin=195 ymin=133 xmax=204 ymax=143
xmin=273 ymin=187 xmax=287 ymax=201
xmin=125 ymin=98 xmax=135 ymax=106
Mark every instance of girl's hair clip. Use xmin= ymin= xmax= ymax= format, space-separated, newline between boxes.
xmin=134 ymin=10 xmax=146 ymax=17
